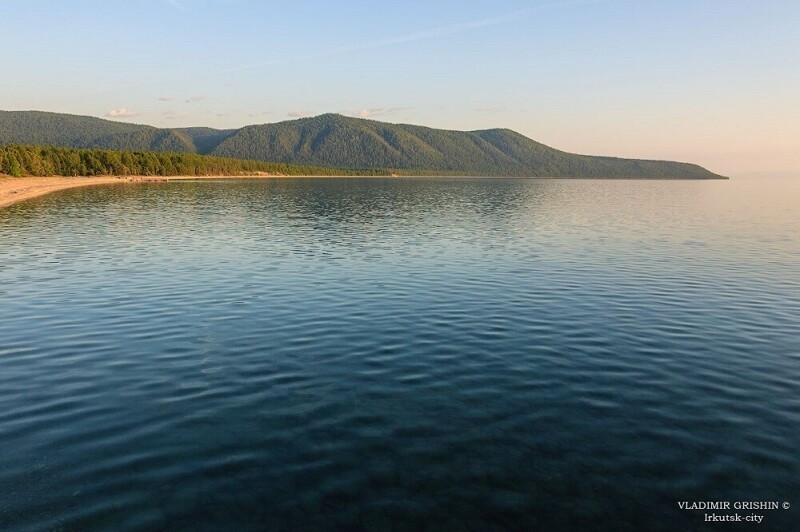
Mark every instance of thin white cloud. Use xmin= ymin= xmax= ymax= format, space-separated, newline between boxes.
xmin=219 ymin=0 xmax=605 ymax=77
xmin=185 ymin=95 xmax=206 ymax=103
xmin=348 ymin=107 xmax=412 ymax=119
xmin=287 ymin=110 xmax=311 ymax=118
xmin=106 ymin=108 xmax=138 ymax=118
xmin=353 ymin=108 xmax=384 ymax=118
xmin=49 ymin=0 xmax=605 ymax=106
xmin=163 ymin=0 xmax=185 ymax=10
xmin=476 ymin=106 xmax=511 ymax=114
xmin=158 ymin=96 xmax=174 ymax=102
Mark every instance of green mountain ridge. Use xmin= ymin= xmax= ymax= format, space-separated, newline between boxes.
xmin=0 ymin=110 xmax=725 ymax=178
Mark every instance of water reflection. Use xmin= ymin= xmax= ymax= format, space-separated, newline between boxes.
xmin=0 ymin=178 xmax=798 ymax=531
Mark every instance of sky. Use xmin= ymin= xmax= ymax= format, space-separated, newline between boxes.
xmin=2 ymin=0 xmax=798 ymax=176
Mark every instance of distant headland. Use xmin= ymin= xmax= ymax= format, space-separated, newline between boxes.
xmin=1 ymin=110 xmax=726 ymax=179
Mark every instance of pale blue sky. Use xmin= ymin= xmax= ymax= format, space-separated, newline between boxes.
xmin=2 ymin=0 xmax=798 ymax=175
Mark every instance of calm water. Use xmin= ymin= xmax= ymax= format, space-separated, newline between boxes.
xmin=1 ymin=178 xmax=798 ymax=531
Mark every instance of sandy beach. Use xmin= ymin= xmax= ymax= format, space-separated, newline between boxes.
xmin=0 ymin=176 xmax=130 ymax=209
xmin=0 ymin=175 xmax=278 ymax=209
xmin=0 ymin=174 xmax=413 ymax=209
xmin=0 ymin=175 xmax=234 ymax=209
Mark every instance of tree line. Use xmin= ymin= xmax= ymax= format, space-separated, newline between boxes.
xmin=0 ymin=145 xmax=389 ymax=178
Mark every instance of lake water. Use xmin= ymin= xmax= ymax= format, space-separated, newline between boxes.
xmin=1 ymin=177 xmax=798 ymax=531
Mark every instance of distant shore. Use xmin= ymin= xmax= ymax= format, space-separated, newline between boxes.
xmin=0 ymin=174 xmax=425 ymax=209
xmin=1 ymin=172 xmax=731 ymax=209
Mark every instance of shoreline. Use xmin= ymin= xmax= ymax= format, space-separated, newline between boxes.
xmin=0 ymin=173 xmax=731 ymax=209
xmin=0 ymin=174 xmax=377 ymax=209
xmin=0 ymin=176 xmax=124 ymax=209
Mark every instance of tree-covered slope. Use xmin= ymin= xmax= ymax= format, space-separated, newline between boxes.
xmin=211 ymin=114 xmax=723 ymax=178
xmin=0 ymin=111 xmax=725 ymax=178
xmin=176 ymin=127 xmax=236 ymax=154
xmin=0 ymin=111 xmax=199 ymax=154
xmin=0 ymin=111 xmax=150 ymax=147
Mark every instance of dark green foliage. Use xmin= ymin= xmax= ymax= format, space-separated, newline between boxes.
xmin=0 ymin=145 xmax=387 ymax=178
xmin=0 ymin=111 xmax=725 ymax=178
xmin=88 ymin=129 xmax=197 ymax=153
xmin=0 ymin=111 xmax=205 ymax=154
xmin=212 ymin=114 xmax=725 ymax=178
xmin=0 ymin=111 xmax=150 ymax=147
xmin=3 ymin=153 xmax=22 ymax=177
xmin=0 ymin=111 xmax=233 ymax=155
xmin=176 ymin=127 xmax=236 ymax=154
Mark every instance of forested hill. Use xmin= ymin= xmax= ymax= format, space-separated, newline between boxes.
xmin=0 ymin=111 xmax=725 ymax=178
xmin=0 ymin=111 xmax=199 ymax=153
xmin=212 ymin=114 xmax=723 ymax=178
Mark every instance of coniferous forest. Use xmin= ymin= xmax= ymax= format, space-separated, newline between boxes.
xmin=0 ymin=145 xmax=388 ymax=178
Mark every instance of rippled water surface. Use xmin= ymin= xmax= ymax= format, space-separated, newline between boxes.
xmin=1 ymin=178 xmax=798 ymax=531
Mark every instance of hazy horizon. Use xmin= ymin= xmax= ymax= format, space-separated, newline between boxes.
xmin=3 ymin=0 xmax=798 ymax=176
